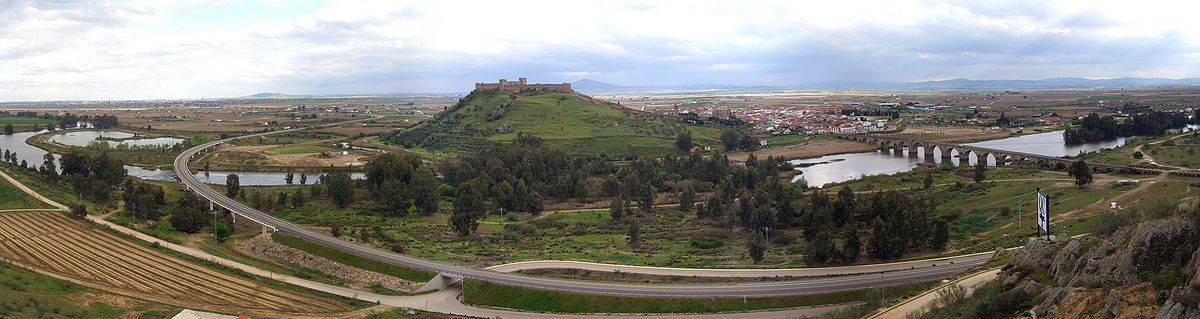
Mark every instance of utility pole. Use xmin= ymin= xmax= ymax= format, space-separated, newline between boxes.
xmin=499 ymin=208 xmax=504 ymax=262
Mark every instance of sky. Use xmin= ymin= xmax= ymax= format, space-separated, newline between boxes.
xmin=1 ymin=0 xmax=1199 ymax=101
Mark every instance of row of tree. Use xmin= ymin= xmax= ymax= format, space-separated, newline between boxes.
xmin=1063 ymin=112 xmax=1192 ymax=144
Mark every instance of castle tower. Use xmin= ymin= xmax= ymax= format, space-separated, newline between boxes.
xmin=518 ymin=78 xmax=527 ymax=85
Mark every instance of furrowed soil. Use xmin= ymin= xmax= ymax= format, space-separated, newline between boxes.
xmin=0 ymin=211 xmax=350 ymax=315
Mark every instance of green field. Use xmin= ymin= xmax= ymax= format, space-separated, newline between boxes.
xmin=0 ymin=117 xmax=54 ymax=125
xmin=0 ymin=175 xmax=52 ymax=210
xmin=263 ymin=144 xmax=329 ymax=155
xmin=463 ymin=279 xmax=935 ymax=313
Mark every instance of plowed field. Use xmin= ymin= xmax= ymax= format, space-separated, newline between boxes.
xmin=0 ymin=211 xmax=349 ymax=314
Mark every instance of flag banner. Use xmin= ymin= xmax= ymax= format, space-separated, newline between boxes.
xmin=1037 ymin=191 xmax=1049 ymax=233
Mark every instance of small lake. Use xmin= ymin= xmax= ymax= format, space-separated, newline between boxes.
xmin=49 ymin=130 xmax=185 ymax=148
xmin=791 ymin=125 xmax=1200 ymax=188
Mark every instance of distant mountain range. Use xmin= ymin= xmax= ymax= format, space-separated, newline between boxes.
xmin=571 ymin=77 xmax=1200 ymax=93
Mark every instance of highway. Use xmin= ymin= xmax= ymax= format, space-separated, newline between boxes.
xmin=173 ymin=125 xmax=989 ymax=297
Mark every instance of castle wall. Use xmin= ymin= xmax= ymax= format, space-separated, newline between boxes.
xmin=474 ymin=79 xmax=572 ymax=93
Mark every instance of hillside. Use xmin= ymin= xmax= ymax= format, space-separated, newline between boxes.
xmin=387 ymin=90 xmax=720 ymax=156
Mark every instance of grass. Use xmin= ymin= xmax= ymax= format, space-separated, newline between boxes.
xmin=0 ymin=260 xmax=180 ymax=318
xmin=0 ymin=173 xmax=52 ymax=210
xmin=396 ymin=91 xmax=712 ymax=157
xmin=0 ymin=117 xmax=54 ymax=125
xmin=462 ymin=279 xmax=937 ymax=313
xmin=263 ymin=144 xmax=329 ymax=155
xmin=272 ymin=233 xmax=436 ymax=283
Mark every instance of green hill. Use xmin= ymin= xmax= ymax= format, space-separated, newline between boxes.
xmin=388 ymin=90 xmax=720 ymax=156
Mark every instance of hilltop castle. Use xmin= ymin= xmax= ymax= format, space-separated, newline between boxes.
xmin=475 ymin=78 xmax=572 ymax=93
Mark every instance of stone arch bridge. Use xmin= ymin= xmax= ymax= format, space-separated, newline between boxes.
xmin=833 ymin=133 xmax=1200 ymax=178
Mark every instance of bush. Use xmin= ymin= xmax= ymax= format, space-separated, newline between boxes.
xmin=1089 ymin=209 xmax=1138 ymax=236
xmin=389 ymin=242 xmax=406 ymax=253
xmin=690 ymin=232 xmax=728 ymax=249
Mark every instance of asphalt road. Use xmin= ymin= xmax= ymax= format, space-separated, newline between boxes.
xmin=487 ymin=253 xmax=992 ymax=277
xmin=173 ymin=126 xmax=988 ymax=297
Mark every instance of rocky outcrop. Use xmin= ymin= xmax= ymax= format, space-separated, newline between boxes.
xmin=237 ymin=234 xmax=420 ymax=292
xmin=1130 ymin=219 xmax=1197 ymax=273
xmin=1159 ymin=287 xmax=1200 ymax=319
xmin=1000 ymin=218 xmax=1199 ymax=318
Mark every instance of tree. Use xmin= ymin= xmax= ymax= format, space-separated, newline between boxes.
xmin=526 ymin=192 xmax=544 ymax=215
xmin=841 ymin=228 xmax=862 ymax=262
xmin=299 ymin=173 xmax=307 ymax=185
xmin=1068 ymin=160 xmax=1092 ymax=187
xmin=292 ymin=188 xmax=305 ymax=207
xmin=930 ymin=218 xmax=950 ymax=250
xmin=70 ymin=202 xmax=87 ymax=219
xmin=804 ymin=231 xmax=838 ymax=264
xmin=491 ymin=181 xmax=515 ymax=212
xmin=411 ymin=167 xmax=439 ymax=214
xmin=678 ymin=185 xmax=696 ymax=212
xmin=610 ymin=196 xmax=628 ymax=220
xmin=450 ymin=182 xmax=487 ymax=235
xmin=675 ymin=132 xmax=694 ymax=152
xmin=285 ymin=172 xmax=294 ymax=184
xmin=721 ymin=130 xmax=739 ymax=151
xmin=627 ymin=221 xmax=641 ymax=248
xmin=973 ymin=160 xmax=986 ymax=183
xmin=326 ymin=170 xmax=354 ymax=208
xmin=212 ymin=221 xmax=232 ymax=240
xmin=225 ymin=174 xmax=240 ymax=198
xmin=169 ymin=206 xmax=207 ymax=233
xmin=330 ymin=220 xmax=343 ymax=237
xmin=923 ymin=172 xmax=933 ymax=189
xmin=748 ymin=234 xmax=767 ymax=263
xmin=3 ymin=124 xmax=12 ymax=135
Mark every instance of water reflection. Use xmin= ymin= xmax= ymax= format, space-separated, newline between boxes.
xmin=48 ymin=130 xmax=185 ymax=148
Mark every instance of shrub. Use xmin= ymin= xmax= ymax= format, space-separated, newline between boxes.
xmin=1089 ymin=209 xmax=1138 ymax=236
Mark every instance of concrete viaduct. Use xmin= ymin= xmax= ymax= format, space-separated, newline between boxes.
xmin=833 ymin=133 xmax=1200 ymax=178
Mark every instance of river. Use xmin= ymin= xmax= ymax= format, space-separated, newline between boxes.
xmin=0 ymin=129 xmax=363 ymax=186
xmin=790 ymin=125 xmax=1199 ymax=188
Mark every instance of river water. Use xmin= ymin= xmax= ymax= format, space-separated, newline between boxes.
xmin=791 ymin=125 xmax=1199 ymax=188
xmin=0 ymin=129 xmax=363 ymax=186
xmin=48 ymin=130 xmax=185 ymax=148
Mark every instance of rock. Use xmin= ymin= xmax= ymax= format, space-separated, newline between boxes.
xmin=1019 ymin=280 xmax=1045 ymax=296
xmin=1065 ymin=228 xmax=1139 ymax=287
xmin=1098 ymin=289 xmax=1126 ymax=319
xmin=1050 ymin=238 xmax=1082 ymax=285
xmin=1130 ymin=218 xmax=1197 ymax=273
xmin=1010 ymin=237 xmax=1071 ymax=270
xmin=236 ymin=234 xmax=421 ymax=292
xmin=1034 ymin=286 xmax=1079 ymax=317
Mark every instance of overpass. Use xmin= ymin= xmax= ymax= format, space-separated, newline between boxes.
xmin=171 ymin=123 xmax=990 ymax=297
xmin=834 ymin=133 xmax=1200 ymax=178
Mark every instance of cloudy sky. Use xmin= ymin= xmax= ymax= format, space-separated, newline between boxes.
xmin=2 ymin=0 xmax=1199 ymax=101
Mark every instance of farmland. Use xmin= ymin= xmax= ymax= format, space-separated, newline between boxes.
xmin=0 ymin=211 xmax=350 ymax=316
